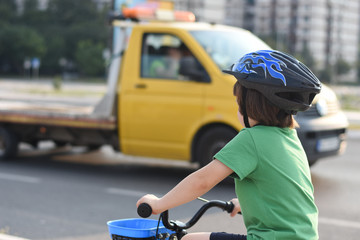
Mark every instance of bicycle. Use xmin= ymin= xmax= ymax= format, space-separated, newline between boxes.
xmin=107 ymin=198 xmax=237 ymax=240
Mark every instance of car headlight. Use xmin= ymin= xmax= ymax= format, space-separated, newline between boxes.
xmin=299 ymin=85 xmax=340 ymax=117
xmin=316 ymin=98 xmax=329 ymax=116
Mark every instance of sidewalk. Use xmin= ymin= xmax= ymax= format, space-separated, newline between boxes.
xmin=0 ymin=78 xmax=106 ymax=106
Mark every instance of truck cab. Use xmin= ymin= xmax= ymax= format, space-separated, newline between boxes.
xmin=117 ymin=20 xmax=271 ymax=166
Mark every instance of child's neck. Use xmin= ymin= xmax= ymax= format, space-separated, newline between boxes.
xmin=248 ymin=118 xmax=259 ymax=128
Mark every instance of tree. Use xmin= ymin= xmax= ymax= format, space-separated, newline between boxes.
xmin=318 ymin=66 xmax=332 ymax=83
xmin=0 ymin=0 xmax=46 ymax=74
xmin=357 ymin=43 xmax=360 ymax=83
xmin=335 ymin=58 xmax=351 ymax=76
xmin=0 ymin=25 xmax=46 ymax=74
xmin=258 ymin=34 xmax=277 ymax=50
xmin=41 ymin=31 xmax=66 ymax=74
xmin=21 ymin=0 xmax=49 ymax=29
xmin=0 ymin=0 xmax=110 ymax=76
xmin=297 ymin=43 xmax=315 ymax=69
xmin=75 ymin=40 xmax=105 ymax=76
xmin=319 ymin=58 xmax=352 ymax=84
xmin=41 ymin=0 xmax=109 ymax=75
xmin=47 ymin=0 xmax=99 ymax=25
xmin=0 ymin=0 xmax=17 ymax=26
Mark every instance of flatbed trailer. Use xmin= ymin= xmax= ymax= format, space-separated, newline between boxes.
xmin=0 ymin=99 xmax=118 ymax=159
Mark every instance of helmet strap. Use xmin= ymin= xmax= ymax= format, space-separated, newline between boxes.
xmin=241 ymin=87 xmax=251 ymax=128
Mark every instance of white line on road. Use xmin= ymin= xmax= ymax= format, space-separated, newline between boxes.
xmin=319 ymin=217 xmax=360 ymax=229
xmin=0 ymin=172 xmax=40 ymax=184
xmin=105 ymin=187 xmax=153 ymax=198
xmin=0 ymin=233 xmax=30 ymax=240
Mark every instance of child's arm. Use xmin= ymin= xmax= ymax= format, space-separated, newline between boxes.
xmin=136 ymin=159 xmax=233 ymax=214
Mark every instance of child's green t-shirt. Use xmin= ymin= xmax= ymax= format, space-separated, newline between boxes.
xmin=214 ymin=125 xmax=318 ymax=240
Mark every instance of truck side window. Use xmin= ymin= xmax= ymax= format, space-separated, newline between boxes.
xmin=141 ymin=33 xmax=208 ymax=82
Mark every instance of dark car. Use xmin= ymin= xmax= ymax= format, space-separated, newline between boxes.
xmin=295 ymin=84 xmax=348 ymax=166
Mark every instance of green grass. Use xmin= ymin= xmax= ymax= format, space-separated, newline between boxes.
xmin=337 ymin=94 xmax=360 ymax=111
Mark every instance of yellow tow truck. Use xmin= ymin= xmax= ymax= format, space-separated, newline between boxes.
xmin=0 ymin=5 xmax=348 ymax=166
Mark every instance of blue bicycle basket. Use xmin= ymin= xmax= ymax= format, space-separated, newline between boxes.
xmin=107 ymin=218 xmax=175 ymax=240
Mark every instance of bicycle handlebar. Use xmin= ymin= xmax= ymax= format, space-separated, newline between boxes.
xmin=137 ymin=200 xmax=236 ymax=232
xmin=137 ymin=203 xmax=153 ymax=218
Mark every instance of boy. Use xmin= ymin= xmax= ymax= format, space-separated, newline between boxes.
xmin=137 ymin=50 xmax=321 ymax=240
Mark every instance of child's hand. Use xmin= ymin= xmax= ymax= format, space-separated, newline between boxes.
xmin=136 ymin=194 xmax=162 ymax=215
xmin=229 ymin=198 xmax=241 ymax=217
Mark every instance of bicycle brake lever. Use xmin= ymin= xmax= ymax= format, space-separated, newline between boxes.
xmin=197 ymin=197 xmax=209 ymax=203
xmin=171 ymin=220 xmax=186 ymax=229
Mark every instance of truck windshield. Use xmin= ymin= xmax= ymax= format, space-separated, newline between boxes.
xmin=190 ymin=29 xmax=271 ymax=70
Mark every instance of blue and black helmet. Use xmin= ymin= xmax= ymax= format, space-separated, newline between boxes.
xmin=223 ymin=50 xmax=321 ymax=114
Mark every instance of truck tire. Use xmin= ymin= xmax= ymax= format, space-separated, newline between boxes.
xmin=54 ymin=141 xmax=68 ymax=147
xmin=87 ymin=144 xmax=102 ymax=151
xmin=0 ymin=128 xmax=19 ymax=160
xmin=195 ymin=127 xmax=237 ymax=167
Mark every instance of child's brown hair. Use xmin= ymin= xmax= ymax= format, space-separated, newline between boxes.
xmin=233 ymin=81 xmax=298 ymax=129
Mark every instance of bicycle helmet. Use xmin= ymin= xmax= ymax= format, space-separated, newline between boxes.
xmin=223 ymin=50 xmax=321 ymax=115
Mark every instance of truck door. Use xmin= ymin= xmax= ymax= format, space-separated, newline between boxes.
xmin=122 ymin=32 xmax=209 ymax=160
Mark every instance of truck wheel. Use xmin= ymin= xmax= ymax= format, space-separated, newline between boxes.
xmin=195 ymin=127 xmax=237 ymax=167
xmin=54 ymin=141 xmax=68 ymax=147
xmin=0 ymin=128 xmax=19 ymax=160
xmin=87 ymin=144 xmax=102 ymax=151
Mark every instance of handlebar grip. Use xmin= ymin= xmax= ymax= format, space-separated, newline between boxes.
xmin=225 ymin=201 xmax=241 ymax=215
xmin=137 ymin=203 xmax=152 ymax=218
xmin=225 ymin=201 xmax=234 ymax=213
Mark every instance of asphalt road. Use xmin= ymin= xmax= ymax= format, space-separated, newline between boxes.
xmin=0 ymin=131 xmax=360 ymax=240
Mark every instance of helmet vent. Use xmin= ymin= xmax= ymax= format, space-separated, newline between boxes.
xmin=276 ymin=92 xmax=305 ymax=104
xmin=308 ymin=93 xmax=316 ymax=104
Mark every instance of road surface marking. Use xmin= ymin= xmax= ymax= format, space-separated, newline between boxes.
xmin=106 ymin=187 xmax=153 ymax=197
xmin=319 ymin=217 xmax=360 ymax=229
xmin=0 ymin=233 xmax=30 ymax=240
xmin=0 ymin=172 xmax=40 ymax=184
